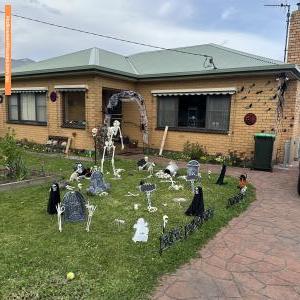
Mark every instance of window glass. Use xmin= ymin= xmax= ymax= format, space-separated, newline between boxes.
xmin=8 ymin=92 xmax=47 ymax=123
xmin=157 ymin=96 xmax=178 ymax=127
xmin=206 ymin=95 xmax=230 ymax=130
xmin=63 ymin=91 xmax=86 ymax=128
xmin=157 ymin=94 xmax=230 ymax=131
xmin=36 ymin=93 xmax=47 ymax=122
xmin=21 ymin=93 xmax=36 ymax=121
xmin=8 ymin=94 xmax=18 ymax=120
xmin=178 ymin=95 xmax=206 ymax=128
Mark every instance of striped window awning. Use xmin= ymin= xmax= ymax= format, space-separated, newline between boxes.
xmin=0 ymin=87 xmax=48 ymax=93
xmin=151 ymin=87 xmax=237 ymax=96
xmin=54 ymin=85 xmax=88 ymax=92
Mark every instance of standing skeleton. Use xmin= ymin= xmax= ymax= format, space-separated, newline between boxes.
xmin=100 ymin=120 xmax=124 ymax=177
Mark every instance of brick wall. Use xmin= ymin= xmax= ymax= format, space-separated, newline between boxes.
xmin=288 ymin=7 xmax=300 ymax=65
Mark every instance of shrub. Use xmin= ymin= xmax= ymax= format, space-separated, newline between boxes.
xmin=183 ymin=142 xmax=206 ymax=160
xmin=0 ymin=130 xmax=28 ymax=180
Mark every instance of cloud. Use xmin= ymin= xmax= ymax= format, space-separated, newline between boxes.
xmin=1 ymin=0 xmax=284 ymax=62
xmin=25 ymin=0 xmax=61 ymax=15
xmin=221 ymin=7 xmax=238 ymax=20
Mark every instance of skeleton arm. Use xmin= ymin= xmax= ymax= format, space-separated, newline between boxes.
xmin=118 ymin=126 xmax=124 ymax=150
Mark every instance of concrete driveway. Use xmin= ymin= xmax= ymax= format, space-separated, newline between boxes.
xmin=151 ymin=162 xmax=300 ymax=299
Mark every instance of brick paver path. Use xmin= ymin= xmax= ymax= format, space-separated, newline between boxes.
xmin=144 ymin=157 xmax=300 ymax=300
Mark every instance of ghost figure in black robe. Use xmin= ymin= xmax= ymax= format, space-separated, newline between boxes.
xmin=185 ymin=186 xmax=205 ymax=216
xmin=47 ymin=182 xmax=61 ymax=214
xmin=216 ymin=164 xmax=226 ymax=185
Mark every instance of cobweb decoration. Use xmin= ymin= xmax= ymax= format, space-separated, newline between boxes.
xmin=276 ymin=74 xmax=288 ymax=120
xmin=104 ymin=90 xmax=149 ymax=144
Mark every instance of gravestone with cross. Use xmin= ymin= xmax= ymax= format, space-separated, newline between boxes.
xmin=63 ymin=191 xmax=86 ymax=222
xmin=87 ymin=170 xmax=110 ymax=195
xmin=186 ymin=160 xmax=200 ymax=191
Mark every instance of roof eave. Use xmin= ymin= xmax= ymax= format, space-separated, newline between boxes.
xmin=5 ymin=64 xmax=300 ymax=82
xmin=138 ymin=64 xmax=300 ymax=80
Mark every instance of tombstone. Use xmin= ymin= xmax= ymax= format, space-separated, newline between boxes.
xmin=185 ymin=186 xmax=205 ymax=217
xmin=87 ymin=171 xmax=110 ymax=195
xmin=47 ymin=182 xmax=61 ymax=214
xmin=216 ymin=164 xmax=227 ymax=185
xmin=139 ymin=182 xmax=157 ymax=212
xmin=63 ymin=191 xmax=86 ymax=222
xmin=186 ymin=160 xmax=200 ymax=180
xmin=186 ymin=160 xmax=200 ymax=191
xmin=132 ymin=218 xmax=149 ymax=242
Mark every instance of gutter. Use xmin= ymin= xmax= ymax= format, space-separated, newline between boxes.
xmin=2 ymin=64 xmax=300 ymax=82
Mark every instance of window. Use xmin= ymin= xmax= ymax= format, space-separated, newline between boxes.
xmin=157 ymin=94 xmax=231 ymax=132
xmin=8 ymin=93 xmax=47 ymax=124
xmin=62 ymin=91 xmax=86 ymax=128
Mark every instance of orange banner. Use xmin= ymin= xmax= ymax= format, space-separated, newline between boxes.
xmin=5 ymin=4 xmax=11 ymax=96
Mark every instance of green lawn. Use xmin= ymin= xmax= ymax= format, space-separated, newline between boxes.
xmin=0 ymin=153 xmax=255 ymax=300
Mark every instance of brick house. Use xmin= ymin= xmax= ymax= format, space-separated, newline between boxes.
xmin=1 ymin=6 xmax=300 ymax=163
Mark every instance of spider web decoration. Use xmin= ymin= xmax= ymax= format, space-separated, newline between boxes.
xmin=104 ymin=90 xmax=149 ymax=144
xmin=276 ymin=73 xmax=288 ymax=120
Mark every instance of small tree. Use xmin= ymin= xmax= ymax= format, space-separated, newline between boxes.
xmin=0 ymin=130 xmax=27 ymax=180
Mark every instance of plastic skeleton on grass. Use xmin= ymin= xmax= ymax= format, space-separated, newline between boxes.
xmin=100 ymin=120 xmax=125 ymax=178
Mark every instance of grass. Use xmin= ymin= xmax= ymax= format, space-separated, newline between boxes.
xmin=0 ymin=152 xmax=255 ymax=300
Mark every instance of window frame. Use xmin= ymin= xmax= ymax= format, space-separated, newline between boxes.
xmin=156 ymin=94 xmax=231 ymax=134
xmin=7 ymin=93 xmax=48 ymax=126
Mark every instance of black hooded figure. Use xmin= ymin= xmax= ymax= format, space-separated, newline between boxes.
xmin=185 ymin=186 xmax=205 ymax=216
xmin=216 ymin=164 xmax=226 ymax=185
xmin=47 ymin=183 xmax=61 ymax=214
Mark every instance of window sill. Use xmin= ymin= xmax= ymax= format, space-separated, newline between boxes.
xmin=61 ymin=124 xmax=86 ymax=130
xmin=7 ymin=120 xmax=47 ymax=126
xmin=155 ymin=127 xmax=229 ymax=135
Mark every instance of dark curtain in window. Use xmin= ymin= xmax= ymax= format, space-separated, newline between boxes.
xmin=206 ymin=95 xmax=230 ymax=131
xmin=157 ymin=96 xmax=178 ymax=127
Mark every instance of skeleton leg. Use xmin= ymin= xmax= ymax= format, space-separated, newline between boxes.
xmin=101 ymin=146 xmax=107 ymax=173
xmin=111 ymin=145 xmax=117 ymax=176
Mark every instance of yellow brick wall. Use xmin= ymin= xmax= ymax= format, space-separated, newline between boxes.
xmin=132 ymin=75 xmax=299 ymax=162
xmin=0 ymin=75 xmax=135 ymax=150
xmin=0 ymin=73 xmax=298 ymax=163
xmin=288 ymin=9 xmax=300 ymax=65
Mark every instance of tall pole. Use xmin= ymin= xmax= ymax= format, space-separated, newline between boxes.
xmin=264 ymin=3 xmax=291 ymax=62
xmin=284 ymin=5 xmax=291 ymax=62
xmin=91 ymin=128 xmax=98 ymax=165
xmin=94 ymin=137 xmax=97 ymax=165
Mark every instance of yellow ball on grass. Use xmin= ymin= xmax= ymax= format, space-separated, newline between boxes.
xmin=67 ymin=272 xmax=75 ymax=280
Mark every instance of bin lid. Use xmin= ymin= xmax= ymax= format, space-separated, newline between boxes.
xmin=254 ymin=133 xmax=276 ymax=138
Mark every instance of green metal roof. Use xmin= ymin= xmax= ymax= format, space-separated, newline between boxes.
xmin=10 ymin=43 xmax=300 ymax=79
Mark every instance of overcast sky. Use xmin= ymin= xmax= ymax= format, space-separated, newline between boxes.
xmin=0 ymin=0 xmax=297 ymax=62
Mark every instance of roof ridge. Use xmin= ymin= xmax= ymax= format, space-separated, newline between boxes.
xmin=89 ymin=48 xmax=100 ymax=65
xmin=125 ymin=56 xmax=139 ymax=75
xmin=129 ymin=44 xmax=213 ymax=57
xmin=208 ymin=43 xmax=283 ymax=65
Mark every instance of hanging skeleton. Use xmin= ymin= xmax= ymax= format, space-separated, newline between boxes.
xmin=100 ymin=120 xmax=124 ymax=178
xmin=104 ymin=90 xmax=149 ymax=144
xmin=276 ymin=73 xmax=288 ymax=120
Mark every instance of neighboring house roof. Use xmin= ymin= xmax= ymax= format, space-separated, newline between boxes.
xmin=9 ymin=43 xmax=300 ymax=80
xmin=0 ymin=57 xmax=34 ymax=69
